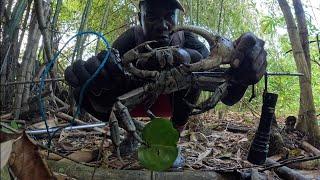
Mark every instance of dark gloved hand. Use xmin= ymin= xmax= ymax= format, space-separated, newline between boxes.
xmin=229 ymin=32 xmax=267 ymax=86
xmin=64 ymin=49 xmax=128 ymax=111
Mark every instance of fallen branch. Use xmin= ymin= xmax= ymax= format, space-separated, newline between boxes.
xmin=301 ymin=141 xmax=320 ymax=156
xmin=261 ymin=156 xmax=320 ymax=172
xmin=263 ymin=159 xmax=307 ymax=180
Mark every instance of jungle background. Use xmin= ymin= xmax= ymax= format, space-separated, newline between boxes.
xmin=1 ymin=0 xmax=320 ymax=179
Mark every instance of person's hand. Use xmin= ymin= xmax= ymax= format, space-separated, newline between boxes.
xmin=229 ymin=32 xmax=267 ymax=85
xmin=64 ymin=49 xmax=124 ymax=101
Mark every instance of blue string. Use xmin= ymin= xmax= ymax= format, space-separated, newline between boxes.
xmin=38 ymin=31 xmax=111 ymax=146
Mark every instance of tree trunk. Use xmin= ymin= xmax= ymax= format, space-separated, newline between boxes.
xmin=16 ymin=0 xmax=32 ymax=63
xmin=4 ymin=0 xmax=28 ymax=108
xmin=72 ymin=0 xmax=93 ymax=61
xmin=14 ymin=10 xmax=41 ymax=119
xmin=34 ymin=0 xmax=53 ymax=63
xmin=95 ymin=1 xmax=110 ymax=53
xmin=277 ymin=0 xmax=320 ymax=146
xmin=293 ymin=0 xmax=311 ymax=70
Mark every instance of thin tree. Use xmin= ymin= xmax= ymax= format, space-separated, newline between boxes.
xmin=277 ymin=0 xmax=320 ymax=145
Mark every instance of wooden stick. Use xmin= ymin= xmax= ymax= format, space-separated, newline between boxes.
xmin=55 ymin=112 xmax=106 ymax=134
xmin=264 ymin=159 xmax=307 ymax=180
xmin=0 ymin=113 xmax=13 ymax=120
xmin=301 ymin=141 xmax=320 ymax=155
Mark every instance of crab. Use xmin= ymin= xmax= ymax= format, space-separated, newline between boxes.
xmin=107 ymin=26 xmax=259 ymax=161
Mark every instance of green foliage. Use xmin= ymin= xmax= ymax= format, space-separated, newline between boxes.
xmin=10 ymin=120 xmax=20 ymax=129
xmin=138 ymin=118 xmax=179 ymax=171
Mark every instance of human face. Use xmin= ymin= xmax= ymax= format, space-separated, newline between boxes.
xmin=139 ymin=3 xmax=178 ymax=46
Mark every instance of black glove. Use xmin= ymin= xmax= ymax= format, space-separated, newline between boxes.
xmin=221 ymin=33 xmax=267 ymax=106
xmin=229 ymin=32 xmax=267 ymax=85
xmin=64 ymin=49 xmax=137 ymax=117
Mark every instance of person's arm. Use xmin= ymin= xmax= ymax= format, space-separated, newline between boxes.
xmin=112 ymin=27 xmax=136 ymax=57
xmin=183 ymin=31 xmax=210 ymax=59
xmin=64 ymin=27 xmax=139 ymax=121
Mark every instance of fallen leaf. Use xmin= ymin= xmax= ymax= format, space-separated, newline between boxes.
xmin=40 ymin=150 xmax=63 ymax=161
xmin=59 ymin=150 xmax=98 ymax=163
xmin=189 ymin=132 xmax=197 ymax=142
xmin=238 ymin=137 xmax=248 ymax=143
xmin=236 ymin=149 xmax=241 ymax=160
xmin=1 ymin=140 xmax=13 ymax=169
xmin=0 ymin=131 xmax=21 ymax=143
xmin=195 ymin=148 xmax=212 ymax=164
xmin=59 ymin=142 xmax=79 ymax=151
xmin=9 ymin=132 xmax=54 ymax=179
xmin=217 ymin=152 xmax=232 ymax=160
xmin=31 ymin=117 xmax=58 ymax=129
xmin=58 ymin=129 xmax=68 ymax=142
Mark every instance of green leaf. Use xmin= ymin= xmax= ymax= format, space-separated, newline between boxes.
xmin=138 ymin=118 xmax=179 ymax=171
xmin=138 ymin=145 xmax=178 ymax=171
xmin=142 ymin=118 xmax=179 ymax=146
xmin=10 ymin=121 xmax=19 ymax=130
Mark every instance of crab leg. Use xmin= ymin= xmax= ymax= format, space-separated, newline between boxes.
xmin=109 ymin=111 xmax=123 ymax=162
xmin=114 ymin=101 xmax=144 ymax=144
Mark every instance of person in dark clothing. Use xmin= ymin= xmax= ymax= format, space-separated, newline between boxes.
xmin=65 ymin=0 xmax=267 ymax=166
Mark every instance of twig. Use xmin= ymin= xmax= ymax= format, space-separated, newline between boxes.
xmin=0 ymin=120 xmax=26 ymax=124
xmin=91 ymin=128 xmax=108 ymax=180
xmin=0 ymin=78 xmax=64 ymax=86
xmin=0 ymin=113 xmax=12 ymax=120
xmin=260 ymin=155 xmax=320 ymax=171
xmin=0 ymin=122 xmax=22 ymax=134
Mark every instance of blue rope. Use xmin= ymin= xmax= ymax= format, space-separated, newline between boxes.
xmin=38 ymin=31 xmax=111 ymax=146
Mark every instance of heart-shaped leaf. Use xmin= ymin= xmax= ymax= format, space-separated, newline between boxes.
xmin=138 ymin=118 xmax=179 ymax=171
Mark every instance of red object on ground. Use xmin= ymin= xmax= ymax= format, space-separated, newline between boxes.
xmin=130 ymin=94 xmax=172 ymax=117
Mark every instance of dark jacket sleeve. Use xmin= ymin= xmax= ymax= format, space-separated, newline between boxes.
xmin=183 ymin=31 xmax=210 ymax=59
xmin=112 ymin=27 xmax=136 ymax=57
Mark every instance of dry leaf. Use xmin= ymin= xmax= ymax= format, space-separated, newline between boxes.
xmin=40 ymin=150 xmax=63 ymax=161
xmin=59 ymin=150 xmax=98 ymax=163
xmin=1 ymin=140 xmax=13 ymax=169
xmin=9 ymin=132 xmax=54 ymax=180
xmin=217 ymin=152 xmax=232 ymax=160
xmin=195 ymin=148 xmax=212 ymax=164
xmin=189 ymin=132 xmax=197 ymax=142
xmin=0 ymin=131 xmax=21 ymax=143
xmin=237 ymin=137 xmax=248 ymax=143
xmin=59 ymin=142 xmax=79 ymax=151
xmin=31 ymin=117 xmax=58 ymax=129
xmin=180 ymin=129 xmax=189 ymax=137
xmin=58 ymin=129 xmax=68 ymax=142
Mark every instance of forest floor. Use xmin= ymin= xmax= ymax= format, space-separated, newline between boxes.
xmin=1 ymin=110 xmax=320 ymax=179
